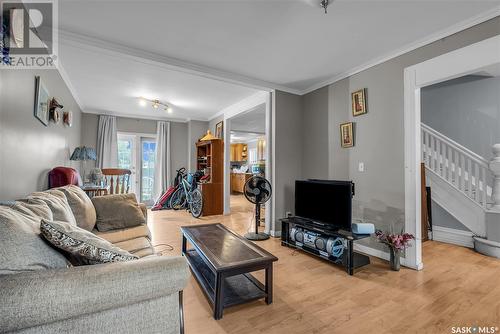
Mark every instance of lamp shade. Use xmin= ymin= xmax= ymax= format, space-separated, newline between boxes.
xmin=70 ymin=146 xmax=97 ymax=161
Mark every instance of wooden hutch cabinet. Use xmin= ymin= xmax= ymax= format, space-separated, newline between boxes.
xmin=196 ymin=139 xmax=223 ymax=216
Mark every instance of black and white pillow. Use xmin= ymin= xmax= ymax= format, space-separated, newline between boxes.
xmin=40 ymin=219 xmax=138 ymax=265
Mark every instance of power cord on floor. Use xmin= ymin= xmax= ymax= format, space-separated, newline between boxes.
xmin=153 ymin=243 xmax=174 ymax=256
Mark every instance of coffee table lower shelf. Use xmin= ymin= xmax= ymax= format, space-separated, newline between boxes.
xmin=184 ymin=249 xmax=267 ymax=310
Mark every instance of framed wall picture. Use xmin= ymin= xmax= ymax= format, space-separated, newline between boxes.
xmin=215 ymin=121 xmax=223 ymax=139
xmin=34 ymin=76 xmax=50 ymax=126
xmin=340 ymin=122 xmax=354 ymax=148
xmin=351 ymin=88 xmax=367 ymax=116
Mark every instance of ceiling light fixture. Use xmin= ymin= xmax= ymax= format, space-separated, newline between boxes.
xmin=138 ymin=97 xmax=173 ymax=113
xmin=320 ymin=0 xmax=332 ymax=14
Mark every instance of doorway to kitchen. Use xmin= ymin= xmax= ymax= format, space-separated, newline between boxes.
xmin=226 ymin=103 xmax=268 ymax=232
xmin=117 ymin=132 xmax=157 ymax=205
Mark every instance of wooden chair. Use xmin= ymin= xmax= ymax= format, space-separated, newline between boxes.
xmin=101 ymin=168 xmax=132 ymax=195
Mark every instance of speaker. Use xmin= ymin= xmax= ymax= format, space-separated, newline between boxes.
xmin=326 ymin=237 xmax=345 ymax=258
xmin=314 ymin=236 xmax=328 ymax=251
xmin=290 ymin=226 xmax=304 ymax=243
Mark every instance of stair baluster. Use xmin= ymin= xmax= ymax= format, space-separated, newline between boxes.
xmin=421 ymin=123 xmax=493 ymax=209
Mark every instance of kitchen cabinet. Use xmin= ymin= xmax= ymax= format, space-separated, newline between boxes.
xmin=230 ymin=173 xmax=252 ymax=193
xmin=230 ymin=143 xmax=248 ymax=162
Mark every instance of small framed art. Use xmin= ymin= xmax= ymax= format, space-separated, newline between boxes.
xmin=351 ymin=88 xmax=367 ymax=116
xmin=340 ymin=122 xmax=354 ymax=148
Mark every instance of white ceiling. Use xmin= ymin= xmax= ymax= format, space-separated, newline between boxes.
xmin=58 ymin=42 xmax=261 ymax=121
xmin=57 ymin=0 xmax=500 ymax=121
xmin=230 ymin=104 xmax=266 ymax=133
xmin=230 ymin=131 xmax=263 ymax=143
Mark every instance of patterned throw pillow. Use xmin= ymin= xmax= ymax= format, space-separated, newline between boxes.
xmin=40 ymin=219 xmax=138 ymax=265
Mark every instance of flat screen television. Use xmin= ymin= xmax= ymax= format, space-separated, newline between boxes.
xmin=295 ymin=180 xmax=354 ymax=231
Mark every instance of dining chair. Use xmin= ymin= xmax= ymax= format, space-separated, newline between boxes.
xmin=101 ymin=168 xmax=132 ymax=195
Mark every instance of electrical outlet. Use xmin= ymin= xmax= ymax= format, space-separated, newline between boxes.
xmin=286 ymin=211 xmax=293 ymax=218
xmin=358 ymin=162 xmax=365 ymax=172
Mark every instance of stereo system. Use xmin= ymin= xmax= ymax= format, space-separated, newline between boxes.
xmin=290 ymin=225 xmax=345 ymax=258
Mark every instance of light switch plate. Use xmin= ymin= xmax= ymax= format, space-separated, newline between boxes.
xmin=358 ymin=162 xmax=365 ymax=172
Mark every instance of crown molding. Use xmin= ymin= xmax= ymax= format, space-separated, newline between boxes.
xmin=59 ymin=30 xmax=301 ymax=95
xmin=299 ymin=7 xmax=500 ymax=95
xmin=56 ymin=61 xmax=84 ymax=110
xmin=82 ymin=108 xmax=194 ymax=123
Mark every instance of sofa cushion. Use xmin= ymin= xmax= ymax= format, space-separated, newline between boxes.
xmin=113 ymin=236 xmax=154 ymax=258
xmin=28 ymin=190 xmax=77 ymax=226
xmin=59 ymin=185 xmax=97 ymax=231
xmin=0 ymin=207 xmax=70 ymax=274
xmin=10 ymin=198 xmax=53 ymax=221
xmin=40 ymin=219 xmax=138 ymax=265
xmin=92 ymin=194 xmax=146 ymax=232
xmin=94 ymin=224 xmax=151 ymax=244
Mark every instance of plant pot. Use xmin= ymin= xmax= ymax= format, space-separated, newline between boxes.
xmin=389 ymin=247 xmax=400 ymax=271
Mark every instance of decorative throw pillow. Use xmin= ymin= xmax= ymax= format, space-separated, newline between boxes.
xmin=58 ymin=185 xmax=97 ymax=231
xmin=40 ymin=219 xmax=138 ymax=265
xmin=92 ymin=193 xmax=146 ymax=232
xmin=0 ymin=207 xmax=70 ymax=274
xmin=28 ymin=190 xmax=77 ymax=226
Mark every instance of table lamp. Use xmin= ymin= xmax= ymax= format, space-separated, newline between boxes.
xmin=70 ymin=146 xmax=97 ymax=184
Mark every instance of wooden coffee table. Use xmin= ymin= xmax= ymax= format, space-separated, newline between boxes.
xmin=181 ymin=223 xmax=278 ymax=320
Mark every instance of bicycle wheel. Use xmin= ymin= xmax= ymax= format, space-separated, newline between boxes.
xmin=169 ymin=188 xmax=186 ymax=210
xmin=189 ymin=188 xmax=203 ymax=218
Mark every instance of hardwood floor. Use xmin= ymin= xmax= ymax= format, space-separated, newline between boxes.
xmin=148 ymin=195 xmax=500 ymax=334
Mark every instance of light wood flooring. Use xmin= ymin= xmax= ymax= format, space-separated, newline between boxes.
xmin=148 ymin=195 xmax=500 ymax=334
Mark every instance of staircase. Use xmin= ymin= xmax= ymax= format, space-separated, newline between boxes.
xmin=421 ymin=123 xmax=500 ymax=257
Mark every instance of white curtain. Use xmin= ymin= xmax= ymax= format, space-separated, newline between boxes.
xmin=153 ymin=121 xmax=171 ymax=200
xmin=96 ymin=115 xmax=118 ymax=168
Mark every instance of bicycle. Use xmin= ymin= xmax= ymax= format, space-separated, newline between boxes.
xmin=169 ymin=168 xmax=203 ymax=218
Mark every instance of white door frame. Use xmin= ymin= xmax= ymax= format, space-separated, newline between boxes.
xmin=403 ymin=35 xmax=500 ymax=270
xmin=222 ymin=91 xmax=273 ymax=234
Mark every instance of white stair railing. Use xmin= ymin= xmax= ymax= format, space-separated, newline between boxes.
xmin=421 ymin=123 xmax=492 ymax=209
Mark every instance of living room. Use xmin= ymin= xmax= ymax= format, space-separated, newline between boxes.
xmin=1 ymin=1 xmax=500 ymax=333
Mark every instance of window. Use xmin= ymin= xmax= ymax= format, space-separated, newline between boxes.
xmin=117 ymin=133 xmax=157 ymax=205
xmin=249 ymin=148 xmax=258 ymax=164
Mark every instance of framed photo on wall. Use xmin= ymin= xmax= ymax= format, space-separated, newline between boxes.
xmin=34 ymin=76 xmax=50 ymax=126
xmin=215 ymin=121 xmax=223 ymax=139
xmin=340 ymin=122 xmax=354 ymax=148
xmin=351 ymin=88 xmax=367 ymax=116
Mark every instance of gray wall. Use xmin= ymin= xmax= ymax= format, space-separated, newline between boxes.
xmin=328 ymin=78 xmax=350 ymax=179
xmin=274 ymin=17 xmax=499 ymax=245
xmin=422 ymin=76 xmax=500 ymax=160
xmin=321 ymin=16 xmax=500 ymax=250
xmin=208 ymin=115 xmax=223 ymax=137
xmin=187 ymin=120 xmax=208 ymax=172
xmin=0 ymin=69 xmax=83 ymax=200
xmin=80 ymin=114 xmax=188 ymax=174
xmin=302 ymin=87 xmax=329 ymax=179
xmin=273 ymin=91 xmax=303 ymax=230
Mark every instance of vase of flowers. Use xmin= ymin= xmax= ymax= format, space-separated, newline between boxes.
xmin=375 ymin=230 xmax=415 ymax=271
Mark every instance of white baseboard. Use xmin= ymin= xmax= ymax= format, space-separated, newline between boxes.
xmin=269 ymin=230 xmax=281 ymax=238
xmin=353 ymin=243 xmax=422 ymax=270
xmin=431 ymin=226 xmax=474 ymax=248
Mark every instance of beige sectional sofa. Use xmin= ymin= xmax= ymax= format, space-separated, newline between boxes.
xmin=0 ymin=186 xmax=189 ymax=334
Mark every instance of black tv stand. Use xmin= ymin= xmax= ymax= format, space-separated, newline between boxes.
xmin=280 ymin=217 xmax=371 ymax=275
